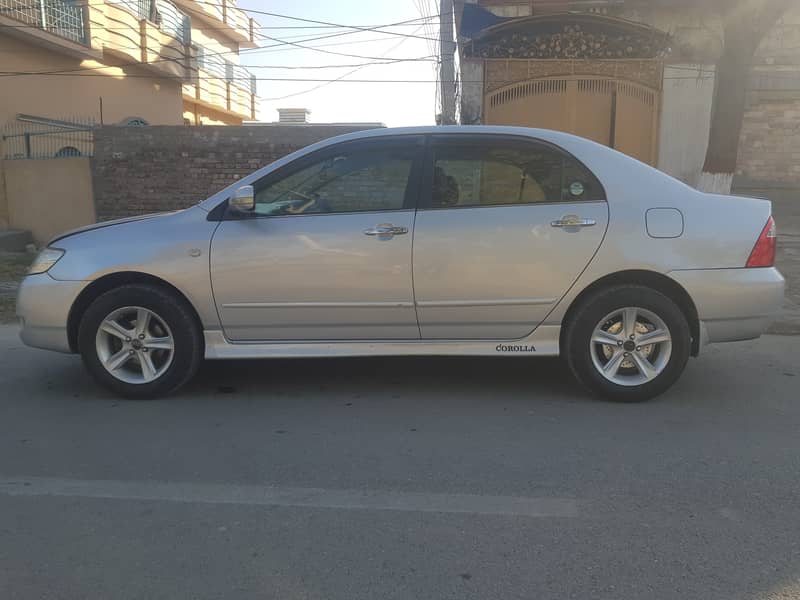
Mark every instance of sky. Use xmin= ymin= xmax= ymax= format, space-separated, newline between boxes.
xmin=236 ymin=0 xmax=440 ymax=126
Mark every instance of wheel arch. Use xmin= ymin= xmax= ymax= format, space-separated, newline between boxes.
xmin=67 ymin=271 xmax=204 ymax=353
xmin=559 ymin=270 xmax=701 ymax=356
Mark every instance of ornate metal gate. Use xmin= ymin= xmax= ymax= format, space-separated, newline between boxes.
xmin=485 ymin=71 xmax=661 ymax=165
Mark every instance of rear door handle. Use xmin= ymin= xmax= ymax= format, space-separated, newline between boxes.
xmin=551 ymin=216 xmax=596 ymax=228
xmin=364 ymin=224 xmax=408 ymax=237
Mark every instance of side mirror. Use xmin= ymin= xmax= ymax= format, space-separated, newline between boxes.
xmin=230 ymin=185 xmax=255 ymax=212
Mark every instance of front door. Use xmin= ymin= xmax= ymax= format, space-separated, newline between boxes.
xmin=210 ymin=137 xmax=423 ymax=341
xmin=412 ymin=135 xmax=609 ymax=339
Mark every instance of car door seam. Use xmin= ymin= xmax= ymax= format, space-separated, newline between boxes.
xmin=207 ymin=219 xmax=227 ymax=337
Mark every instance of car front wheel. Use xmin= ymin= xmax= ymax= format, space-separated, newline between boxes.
xmin=564 ymin=285 xmax=691 ymax=402
xmin=78 ymin=284 xmax=203 ymax=399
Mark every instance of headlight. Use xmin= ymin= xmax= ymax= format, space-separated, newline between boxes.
xmin=27 ymin=248 xmax=65 ymax=275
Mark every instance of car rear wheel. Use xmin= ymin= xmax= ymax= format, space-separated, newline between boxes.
xmin=78 ymin=284 xmax=202 ymax=399
xmin=564 ymin=285 xmax=691 ymax=402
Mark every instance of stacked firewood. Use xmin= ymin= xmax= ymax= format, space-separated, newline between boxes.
xmin=474 ymin=24 xmax=669 ymax=60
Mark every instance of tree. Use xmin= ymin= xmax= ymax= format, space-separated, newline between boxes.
xmin=698 ymin=0 xmax=794 ymax=193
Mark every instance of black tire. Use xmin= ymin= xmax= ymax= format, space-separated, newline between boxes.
xmin=564 ymin=285 xmax=691 ymax=403
xmin=77 ymin=284 xmax=203 ymax=399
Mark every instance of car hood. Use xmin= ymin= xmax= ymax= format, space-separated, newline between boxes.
xmin=48 ymin=211 xmax=181 ymax=245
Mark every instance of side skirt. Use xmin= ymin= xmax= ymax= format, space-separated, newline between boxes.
xmin=203 ymin=326 xmax=561 ymax=359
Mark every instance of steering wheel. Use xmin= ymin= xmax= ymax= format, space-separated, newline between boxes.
xmin=275 ymin=190 xmax=319 ymax=215
xmin=286 ymin=189 xmax=316 ymax=202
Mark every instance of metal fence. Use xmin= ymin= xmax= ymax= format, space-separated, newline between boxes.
xmin=0 ymin=0 xmax=88 ymax=44
xmin=1 ymin=116 xmax=95 ymax=160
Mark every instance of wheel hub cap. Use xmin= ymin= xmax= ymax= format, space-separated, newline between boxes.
xmin=95 ymin=306 xmax=175 ymax=385
xmin=590 ymin=307 xmax=672 ymax=387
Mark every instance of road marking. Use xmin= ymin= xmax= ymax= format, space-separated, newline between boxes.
xmin=0 ymin=477 xmax=578 ymax=518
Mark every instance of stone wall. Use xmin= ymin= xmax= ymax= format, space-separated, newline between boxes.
xmin=91 ymin=124 xmax=381 ymax=220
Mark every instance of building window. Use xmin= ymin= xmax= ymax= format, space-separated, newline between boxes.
xmin=55 ymin=146 xmax=82 ymax=158
xmin=120 ymin=117 xmax=150 ymax=127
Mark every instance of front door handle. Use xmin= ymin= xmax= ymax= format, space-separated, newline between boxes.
xmin=551 ymin=216 xmax=596 ymax=228
xmin=364 ymin=223 xmax=409 ymax=237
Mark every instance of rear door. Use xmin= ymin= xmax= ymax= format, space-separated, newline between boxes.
xmin=412 ymin=134 xmax=609 ymax=339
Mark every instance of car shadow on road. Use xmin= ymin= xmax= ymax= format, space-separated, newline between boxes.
xmin=185 ymin=355 xmax=590 ymax=405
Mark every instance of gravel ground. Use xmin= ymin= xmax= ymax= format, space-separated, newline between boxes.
xmin=0 ymin=252 xmax=32 ymax=323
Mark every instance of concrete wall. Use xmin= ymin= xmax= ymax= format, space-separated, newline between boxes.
xmin=91 ymin=124 xmax=383 ymax=220
xmin=4 ymin=158 xmax=96 ymax=244
xmin=459 ymin=59 xmax=485 ymax=125
xmin=657 ymin=65 xmax=716 ymax=186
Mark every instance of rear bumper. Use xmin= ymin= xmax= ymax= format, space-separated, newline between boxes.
xmin=16 ymin=273 xmax=87 ymax=353
xmin=668 ymin=267 xmax=785 ymax=344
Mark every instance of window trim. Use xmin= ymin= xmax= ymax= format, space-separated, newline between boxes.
xmin=220 ymin=135 xmax=426 ymax=221
xmin=418 ymin=133 xmax=607 ymax=211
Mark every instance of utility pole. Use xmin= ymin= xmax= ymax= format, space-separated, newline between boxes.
xmin=439 ymin=0 xmax=456 ymax=124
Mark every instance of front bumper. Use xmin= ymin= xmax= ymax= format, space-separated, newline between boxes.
xmin=16 ymin=273 xmax=88 ymax=353
xmin=669 ymin=267 xmax=785 ymax=344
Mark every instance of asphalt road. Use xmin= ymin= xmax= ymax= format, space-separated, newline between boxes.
xmin=1 ymin=324 xmax=799 ymax=600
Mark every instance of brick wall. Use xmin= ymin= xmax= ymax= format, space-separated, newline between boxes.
xmin=737 ymin=97 xmax=800 ymax=185
xmin=91 ymin=124 xmax=381 ymax=220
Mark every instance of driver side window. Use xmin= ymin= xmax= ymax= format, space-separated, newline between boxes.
xmin=254 ymin=147 xmax=415 ymax=216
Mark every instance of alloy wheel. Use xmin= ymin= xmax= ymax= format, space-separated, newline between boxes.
xmin=94 ymin=306 xmax=175 ymax=385
xmin=589 ymin=306 xmax=672 ymax=387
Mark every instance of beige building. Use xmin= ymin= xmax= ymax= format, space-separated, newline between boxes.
xmin=0 ymin=0 xmax=260 ymax=128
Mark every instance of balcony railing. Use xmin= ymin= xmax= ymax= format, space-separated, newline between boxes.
xmin=107 ymin=0 xmax=190 ymax=44
xmin=156 ymin=0 xmax=189 ymax=43
xmin=197 ymin=46 xmax=256 ymax=94
xmin=229 ymin=64 xmax=256 ymax=95
xmin=0 ymin=0 xmax=88 ymax=45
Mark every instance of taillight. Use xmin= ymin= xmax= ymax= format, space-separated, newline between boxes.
xmin=746 ymin=216 xmax=777 ymax=268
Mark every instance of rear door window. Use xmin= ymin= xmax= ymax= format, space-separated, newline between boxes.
xmin=429 ymin=137 xmax=605 ymax=209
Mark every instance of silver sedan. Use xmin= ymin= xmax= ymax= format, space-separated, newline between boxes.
xmin=16 ymin=126 xmax=785 ymax=401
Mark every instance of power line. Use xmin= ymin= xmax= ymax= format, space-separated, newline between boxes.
xmin=219 ymin=6 xmax=440 ymax=42
xmin=0 ymin=13 xmax=437 ymax=79
xmin=0 ymin=72 xmax=464 ymax=83
xmin=0 ymin=19 xmax=438 ymax=35
xmin=0 ymin=54 xmax=438 ymax=78
xmin=262 ymin=23 xmax=429 ymax=102
xmin=0 ymin=5 xmax=438 ymax=58
xmin=255 ymin=31 xmax=436 ymax=61
xmin=251 ymin=33 xmax=437 ymax=52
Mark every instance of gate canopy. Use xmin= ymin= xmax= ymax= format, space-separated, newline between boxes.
xmin=463 ymin=13 xmax=671 ymax=61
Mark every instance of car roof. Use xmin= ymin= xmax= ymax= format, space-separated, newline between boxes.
xmin=311 ymin=125 xmax=595 ymax=148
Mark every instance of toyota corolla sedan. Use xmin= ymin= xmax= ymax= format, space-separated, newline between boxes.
xmin=16 ymin=126 xmax=784 ymax=401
